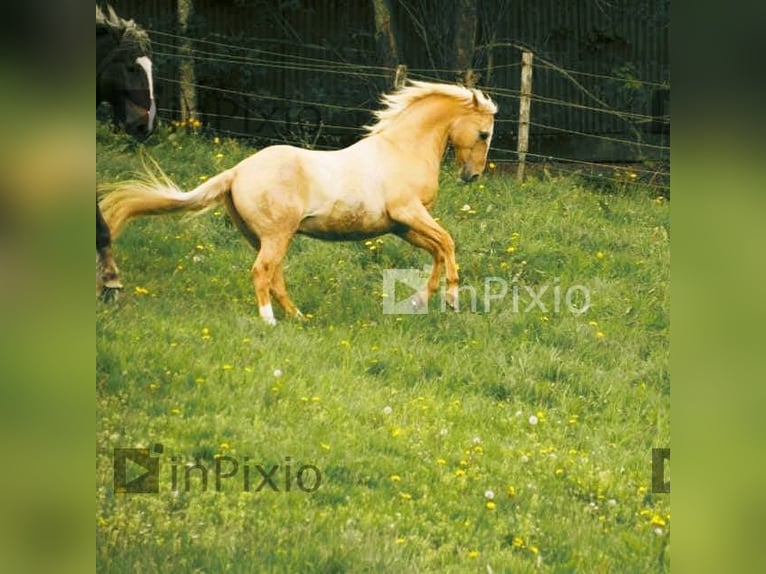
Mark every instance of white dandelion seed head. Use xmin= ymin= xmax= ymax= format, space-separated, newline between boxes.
xmin=529 ymin=415 xmax=539 ymax=425
xmin=273 ymin=368 xmax=283 ymax=378
xmin=484 ymin=490 xmax=495 ymax=500
xmin=383 ymin=406 xmax=393 ymax=415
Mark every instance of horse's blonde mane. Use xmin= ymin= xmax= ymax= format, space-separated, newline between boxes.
xmin=365 ymin=80 xmax=497 ymax=136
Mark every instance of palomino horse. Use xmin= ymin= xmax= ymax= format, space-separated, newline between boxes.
xmin=97 ymin=4 xmax=156 ymax=300
xmin=99 ymin=81 xmax=497 ymax=324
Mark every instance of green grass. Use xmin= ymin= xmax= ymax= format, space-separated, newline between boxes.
xmin=97 ymin=123 xmax=670 ymax=573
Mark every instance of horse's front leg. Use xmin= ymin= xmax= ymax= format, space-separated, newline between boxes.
xmin=392 ymin=205 xmax=459 ymax=311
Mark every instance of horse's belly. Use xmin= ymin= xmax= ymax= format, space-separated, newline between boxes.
xmin=298 ymin=201 xmax=392 ymax=241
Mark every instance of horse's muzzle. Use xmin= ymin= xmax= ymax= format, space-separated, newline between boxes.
xmin=460 ymin=170 xmax=480 ymax=184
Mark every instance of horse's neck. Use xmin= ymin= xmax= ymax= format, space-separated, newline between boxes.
xmin=378 ymin=98 xmax=457 ymax=165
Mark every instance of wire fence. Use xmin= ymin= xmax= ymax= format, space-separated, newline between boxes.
xmin=141 ymin=28 xmax=669 ymax=193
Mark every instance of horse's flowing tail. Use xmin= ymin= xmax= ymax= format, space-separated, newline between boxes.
xmin=99 ymin=158 xmax=234 ymax=237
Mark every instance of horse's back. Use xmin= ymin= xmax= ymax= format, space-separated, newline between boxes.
xmin=230 ymin=142 xmax=393 ymax=240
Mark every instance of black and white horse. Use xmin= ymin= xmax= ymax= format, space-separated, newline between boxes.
xmin=96 ymin=4 xmax=156 ymax=299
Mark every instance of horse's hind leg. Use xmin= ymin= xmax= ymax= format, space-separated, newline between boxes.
xmin=270 ymin=262 xmax=303 ymax=319
xmin=251 ymin=234 xmax=293 ymax=325
xmin=96 ymin=204 xmax=123 ymax=300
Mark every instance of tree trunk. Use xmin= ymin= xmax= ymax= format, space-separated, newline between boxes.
xmin=372 ymin=0 xmax=399 ymax=69
xmin=178 ymin=0 xmax=197 ymax=122
xmin=453 ymin=0 xmax=478 ymax=85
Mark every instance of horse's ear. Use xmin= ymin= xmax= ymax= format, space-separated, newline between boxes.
xmin=471 ymin=91 xmax=480 ymax=109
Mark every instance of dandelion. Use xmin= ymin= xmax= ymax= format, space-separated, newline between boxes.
xmin=399 ymin=492 xmax=412 ymax=500
xmin=390 ymin=475 xmax=401 ymax=482
xmin=596 ymin=331 xmax=605 ymax=339
xmin=396 ymin=537 xmax=406 ymax=544
xmin=489 ymin=162 xmax=497 ymax=170
xmin=507 ymin=485 xmax=516 ymax=498
xmin=506 ymin=245 xmax=516 ymax=253
xmin=134 ymin=286 xmax=149 ymax=295
xmin=468 ymin=550 xmax=480 ymax=559
xmin=215 ymin=153 xmax=224 ymax=159
xmin=340 ymin=339 xmax=351 ymax=348
xmin=654 ymin=527 xmax=664 ymax=536
xmin=512 ymin=536 xmax=525 ymax=548
xmin=213 ymin=136 xmax=220 ymax=145
xmin=485 ymin=501 xmax=496 ymax=510
xmin=436 ymin=458 xmax=446 ymax=465
xmin=273 ymin=368 xmax=283 ymax=378
xmin=198 ymin=175 xmax=209 ymax=182
xmin=650 ymin=514 xmax=666 ymax=527
xmin=472 ymin=436 xmax=482 ymax=444
xmin=219 ymin=442 xmax=230 ymax=451
xmin=455 ymin=469 xmax=466 ymax=477
xmin=529 ymin=415 xmax=539 ymax=426
xmin=588 ymin=320 xmax=598 ymax=327
xmin=170 ymin=407 xmax=181 ymax=415
xmin=320 ymin=443 xmax=331 ymax=451
xmin=383 ymin=405 xmax=393 ymax=415
xmin=596 ymin=251 xmax=605 ymax=260
xmin=460 ymin=204 xmax=472 ymax=212
xmin=484 ymin=490 xmax=495 ymax=500
xmin=222 ymin=364 xmax=234 ymax=370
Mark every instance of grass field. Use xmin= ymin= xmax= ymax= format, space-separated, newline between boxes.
xmin=96 ymin=123 xmax=670 ymax=573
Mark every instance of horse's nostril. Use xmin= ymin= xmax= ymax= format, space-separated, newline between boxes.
xmin=469 ymin=173 xmax=479 ymax=182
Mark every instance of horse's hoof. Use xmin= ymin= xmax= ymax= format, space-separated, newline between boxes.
xmin=262 ymin=316 xmax=277 ymax=327
xmin=99 ymin=285 xmax=123 ymax=303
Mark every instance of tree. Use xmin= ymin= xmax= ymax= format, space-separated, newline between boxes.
xmin=178 ymin=0 xmax=197 ymax=121
xmin=372 ymin=0 xmax=400 ymax=70
xmin=453 ymin=0 xmax=477 ymax=86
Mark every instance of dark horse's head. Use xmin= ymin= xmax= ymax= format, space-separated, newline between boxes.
xmin=96 ymin=4 xmax=156 ymax=139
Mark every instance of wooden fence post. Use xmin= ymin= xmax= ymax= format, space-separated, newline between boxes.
xmin=516 ymin=50 xmax=534 ymax=183
xmin=394 ymin=64 xmax=408 ymax=89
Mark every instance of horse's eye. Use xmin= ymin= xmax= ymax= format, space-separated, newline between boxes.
xmin=478 ymin=131 xmax=490 ymax=141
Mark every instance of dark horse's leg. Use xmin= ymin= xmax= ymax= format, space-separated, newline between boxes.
xmin=96 ymin=203 xmax=123 ymax=300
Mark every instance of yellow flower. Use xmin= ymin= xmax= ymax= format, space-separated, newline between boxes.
xmin=222 ymin=364 xmax=234 ymax=370
xmin=506 ymin=246 xmax=516 ymax=253
xmin=489 ymin=162 xmax=496 ymax=170
xmin=507 ymin=485 xmax=516 ymax=497
xmin=596 ymin=331 xmax=605 ymax=339
xmin=468 ymin=550 xmax=480 ymax=559
xmin=320 ymin=443 xmax=331 ymax=451
xmin=436 ymin=458 xmax=447 ymax=465
xmin=596 ymin=251 xmax=605 ymax=259
xmin=390 ymin=475 xmax=401 ymax=482
xmin=396 ymin=537 xmax=406 ymax=544
xmin=486 ymin=501 xmax=496 ymax=510
xmin=650 ymin=514 xmax=666 ymax=527
xmin=512 ymin=536 xmax=525 ymax=548
xmin=399 ymin=492 xmax=412 ymax=500
xmin=134 ymin=286 xmax=149 ymax=295
xmin=455 ymin=469 xmax=466 ymax=477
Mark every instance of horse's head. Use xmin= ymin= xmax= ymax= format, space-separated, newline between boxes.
xmin=96 ymin=5 xmax=156 ymax=140
xmin=449 ymin=90 xmax=497 ymax=183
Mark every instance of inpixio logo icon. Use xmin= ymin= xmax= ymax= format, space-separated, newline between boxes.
xmin=113 ymin=444 xmax=163 ymax=494
xmin=382 ymin=268 xmax=430 ymax=314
